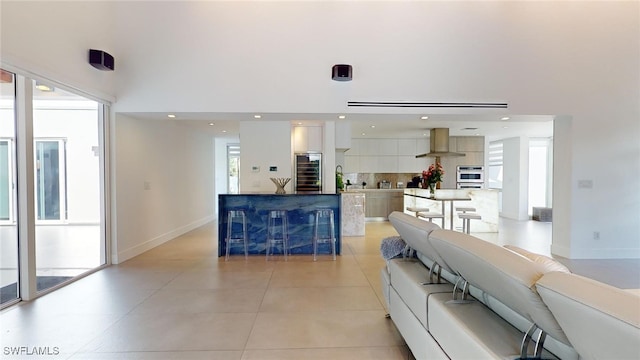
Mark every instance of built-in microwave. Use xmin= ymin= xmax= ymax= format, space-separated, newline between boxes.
xmin=457 ymin=182 xmax=484 ymax=189
xmin=457 ymin=165 xmax=484 ymax=183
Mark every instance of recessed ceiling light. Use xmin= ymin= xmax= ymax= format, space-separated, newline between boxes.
xmin=501 ymin=116 xmax=510 ymax=121
xmin=475 ymin=133 xmax=481 ymax=136
xmin=209 ymin=123 xmax=214 ymax=126
xmin=35 ymin=82 xmax=53 ymax=92
xmin=222 ymin=130 xmax=227 ymax=133
xmin=254 ymin=115 xmax=262 ymax=119
xmin=502 ymin=126 xmax=508 ymax=129
xmin=338 ymin=115 xmax=346 ymax=119
xmin=420 ymin=116 xmax=429 ymax=120
xmin=167 ymin=114 xmax=176 ymax=118
xmin=423 ymin=133 xmax=428 ymax=136
xmin=370 ymin=125 xmax=376 ymax=128
xmin=361 ymin=132 xmax=366 ymax=136
xmin=297 ymin=122 xmax=303 ymax=125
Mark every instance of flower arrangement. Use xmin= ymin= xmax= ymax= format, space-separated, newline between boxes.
xmin=422 ymin=162 xmax=444 ymax=194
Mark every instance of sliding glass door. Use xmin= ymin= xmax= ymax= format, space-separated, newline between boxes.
xmin=0 ymin=70 xmax=18 ymax=306
xmin=33 ymin=81 xmax=104 ymax=292
xmin=1 ymin=70 xmax=107 ymax=307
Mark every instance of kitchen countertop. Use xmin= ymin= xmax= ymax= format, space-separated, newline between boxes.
xmin=344 ymin=188 xmax=405 ymax=192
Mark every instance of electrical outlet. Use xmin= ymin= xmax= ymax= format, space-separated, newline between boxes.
xmin=593 ymin=231 xmax=600 ymax=240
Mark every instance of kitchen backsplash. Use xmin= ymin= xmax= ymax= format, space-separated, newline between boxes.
xmin=343 ymin=173 xmax=422 ymax=189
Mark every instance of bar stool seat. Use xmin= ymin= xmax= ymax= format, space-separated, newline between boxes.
xmin=406 ymin=207 xmax=430 ymax=217
xmin=225 ymin=210 xmax=249 ymax=261
xmin=266 ymin=210 xmax=289 ymax=261
xmin=459 ymin=213 xmax=482 ymax=234
xmin=313 ymin=209 xmax=336 ymax=261
xmin=456 ymin=206 xmax=477 ymax=213
xmin=416 ymin=211 xmax=445 ymax=228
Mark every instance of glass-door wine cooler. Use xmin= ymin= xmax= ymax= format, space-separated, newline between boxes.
xmin=295 ymin=153 xmax=322 ymax=193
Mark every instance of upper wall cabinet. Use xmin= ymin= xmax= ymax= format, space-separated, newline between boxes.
xmin=455 ymin=136 xmax=484 ymax=152
xmin=293 ymin=126 xmax=323 ymax=152
xmin=344 ymin=136 xmax=484 ymax=173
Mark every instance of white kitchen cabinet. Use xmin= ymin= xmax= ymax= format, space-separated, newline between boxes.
xmin=378 ymin=139 xmax=399 ymax=156
xmin=359 ymin=139 xmax=379 ymax=156
xmin=293 ymin=126 xmax=323 ymax=152
xmin=344 ymin=155 xmax=360 ymax=173
xmin=378 ymin=156 xmax=398 ymax=172
xmin=398 ymin=155 xmax=419 ymax=173
xmin=398 ymin=139 xmax=417 ymax=155
xmin=346 ymin=139 xmax=361 ymax=156
xmin=456 ymin=136 xmax=484 ymax=152
xmin=359 ymin=156 xmax=378 ymax=173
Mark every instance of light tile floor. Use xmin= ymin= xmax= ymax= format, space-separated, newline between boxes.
xmin=1 ymin=219 xmax=638 ymax=359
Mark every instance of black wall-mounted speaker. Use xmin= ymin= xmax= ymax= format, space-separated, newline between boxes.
xmin=89 ymin=49 xmax=115 ymax=71
xmin=332 ymin=64 xmax=352 ymax=81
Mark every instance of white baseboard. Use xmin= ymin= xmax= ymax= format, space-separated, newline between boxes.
xmin=113 ymin=215 xmax=215 ymax=264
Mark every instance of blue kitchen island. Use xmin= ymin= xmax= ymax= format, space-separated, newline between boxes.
xmin=218 ymin=193 xmax=341 ymax=257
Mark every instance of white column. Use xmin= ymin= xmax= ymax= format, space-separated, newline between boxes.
xmin=16 ymin=75 xmax=36 ymax=300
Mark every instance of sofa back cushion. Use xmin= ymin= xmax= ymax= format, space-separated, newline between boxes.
xmin=536 ymin=272 xmax=640 ymax=360
xmin=504 ymin=245 xmax=571 ymax=273
xmin=388 ymin=211 xmax=449 ymax=272
xmin=428 ymin=229 xmax=570 ymax=345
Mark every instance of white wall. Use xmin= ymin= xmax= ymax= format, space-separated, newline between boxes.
xmin=239 ymin=121 xmax=292 ymax=194
xmin=3 ymin=1 xmax=638 ymax=258
xmin=501 ymin=137 xmax=529 ymax=221
xmin=112 ymin=114 xmax=214 ymax=263
xmin=0 ymin=1 xmax=116 ymax=101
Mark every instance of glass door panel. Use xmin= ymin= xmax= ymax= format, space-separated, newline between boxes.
xmin=33 ymin=82 xmax=104 ymax=293
xmin=0 ymin=140 xmax=10 ymax=220
xmin=35 ymin=140 xmax=65 ymax=221
xmin=0 ymin=69 xmax=18 ymax=307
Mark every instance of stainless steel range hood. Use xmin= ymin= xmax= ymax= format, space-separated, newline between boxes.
xmin=415 ymin=128 xmax=465 ymax=158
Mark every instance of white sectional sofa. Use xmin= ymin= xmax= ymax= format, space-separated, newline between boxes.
xmin=380 ymin=211 xmax=640 ymax=360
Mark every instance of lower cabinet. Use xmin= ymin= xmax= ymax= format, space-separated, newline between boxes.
xmin=363 ymin=190 xmax=404 ymax=219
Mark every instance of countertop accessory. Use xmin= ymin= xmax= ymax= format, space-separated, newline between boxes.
xmin=270 ymin=177 xmax=291 ymax=194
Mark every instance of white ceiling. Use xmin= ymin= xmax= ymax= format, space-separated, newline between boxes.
xmin=126 ymin=111 xmax=554 ymax=142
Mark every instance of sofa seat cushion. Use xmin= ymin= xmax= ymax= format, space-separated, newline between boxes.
xmin=388 ymin=259 xmax=453 ymax=329
xmin=428 ymin=292 xmax=559 ymax=359
xmin=536 ymin=272 xmax=640 ymax=360
xmin=389 ymin=288 xmax=449 ymax=360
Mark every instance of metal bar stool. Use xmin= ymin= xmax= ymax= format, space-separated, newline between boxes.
xmin=416 ymin=211 xmax=445 ymax=228
xmin=455 ymin=207 xmax=477 ymax=213
xmin=459 ymin=213 xmax=482 ymax=234
xmin=455 ymin=207 xmax=477 ymax=230
xmin=225 ymin=210 xmax=249 ymax=261
xmin=313 ymin=209 xmax=336 ymax=261
xmin=266 ymin=210 xmax=289 ymax=261
xmin=406 ymin=207 xmax=431 ymax=217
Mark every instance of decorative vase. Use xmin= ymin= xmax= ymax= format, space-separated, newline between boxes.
xmin=270 ymin=177 xmax=291 ymax=194
xmin=428 ymin=183 xmax=435 ymax=197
